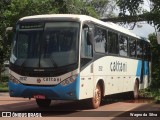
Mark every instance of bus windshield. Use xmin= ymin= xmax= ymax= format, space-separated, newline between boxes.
xmin=10 ymin=22 xmax=79 ymax=68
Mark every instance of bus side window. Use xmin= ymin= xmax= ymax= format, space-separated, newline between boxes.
xmin=81 ymin=28 xmax=93 ymax=58
xmin=128 ymin=38 xmax=136 ymax=57
xmin=108 ymin=31 xmax=119 ymax=54
xmin=143 ymin=42 xmax=148 ymax=60
xmin=119 ymin=35 xmax=128 ymax=56
xmin=94 ymin=26 xmax=107 ymax=53
xmin=137 ymin=40 xmax=143 ymax=59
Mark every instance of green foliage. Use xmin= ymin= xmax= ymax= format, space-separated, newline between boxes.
xmin=139 ymin=88 xmax=160 ymax=101
xmin=3 ymin=0 xmax=58 ymax=26
xmin=149 ymin=33 xmax=160 ymax=89
xmin=117 ymin=0 xmax=144 ymax=16
xmin=0 ymin=0 xmax=11 ymax=76
xmin=0 ymin=75 xmax=9 ymax=83
xmin=0 ymin=86 xmax=8 ymax=92
xmin=0 ymin=75 xmax=9 ymax=92
xmin=86 ymin=0 xmax=116 ymax=17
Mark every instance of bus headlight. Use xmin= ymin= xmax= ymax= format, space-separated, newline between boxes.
xmin=9 ymin=74 xmax=20 ymax=84
xmin=60 ymin=75 xmax=78 ymax=86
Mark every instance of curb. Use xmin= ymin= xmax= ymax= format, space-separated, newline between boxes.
xmin=0 ymin=92 xmax=9 ymax=96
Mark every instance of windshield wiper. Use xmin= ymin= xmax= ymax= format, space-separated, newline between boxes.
xmin=50 ymin=56 xmax=58 ymax=68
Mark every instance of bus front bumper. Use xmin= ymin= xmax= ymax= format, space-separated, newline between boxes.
xmin=8 ymin=77 xmax=80 ymax=100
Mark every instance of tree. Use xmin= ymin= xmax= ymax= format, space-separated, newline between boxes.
xmin=85 ymin=0 xmax=116 ymax=17
xmin=117 ymin=0 xmax=144 ymax=17
xmin=116 ymin=0 xmax=160 ymax=30
xmin=0 ymin=0 xmax=12 ymax=78
xmin=149 ymin=33 xmax=160 ymax=89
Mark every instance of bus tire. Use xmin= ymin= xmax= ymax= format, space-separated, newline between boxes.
xmin=90 ymin=83 xmax=102 ymax=109
xmin=133 ymin=80 xmax=139 ymax=99
xmin=36 ymin=99 xmax=51 ymax=108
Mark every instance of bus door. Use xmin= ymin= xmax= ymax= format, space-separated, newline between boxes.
xmin=140 ymin=41 xmax=149 ymax=85
xmin=147 ymin=44 xmax=151 ymax=84
xmin=140 ymin=57 xmax=144 ymax=84
xmin=143 ymin=42 xmax=151 ymax=85
xmin=137 ymin=40 xmax=144 ymax=84
xmin=79 ymin=24 xmax=94 ymax=99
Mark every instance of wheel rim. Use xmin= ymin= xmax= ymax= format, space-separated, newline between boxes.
xmin=94 ymin=86 xmax=101 ymax=104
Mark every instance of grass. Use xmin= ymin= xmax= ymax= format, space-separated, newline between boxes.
xmin=0 ymin=85 xmax=9 ymax=92
xmin=0 ymin=75 xmax=9 ymax=92
xmin=139 ymin=88 xmax=160 ymax=103
xmin=0 ymin=87 xmax=8 ymax=92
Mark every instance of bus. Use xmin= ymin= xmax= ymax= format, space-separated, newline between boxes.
xmin=8 ymin=14 xmax=151 ymax=109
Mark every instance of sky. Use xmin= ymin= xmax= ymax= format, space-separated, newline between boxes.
xmin=129 ymin=22 xmax=155 ymax=39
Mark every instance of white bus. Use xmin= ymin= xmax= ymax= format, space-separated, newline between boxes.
xmin=8 ymin=14 xmax=151 ymax=109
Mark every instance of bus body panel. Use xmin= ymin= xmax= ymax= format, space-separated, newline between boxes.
xmin=79 ymin=56 xmax=151 ymax=97
xmin=79 ymin=64 xmax=94 ymax=99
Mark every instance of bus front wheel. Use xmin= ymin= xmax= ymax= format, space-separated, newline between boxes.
xmin=90 ymin=84 xmax=102 ymax=109
xmin=36 ymin=99 xmax=51 ymax=108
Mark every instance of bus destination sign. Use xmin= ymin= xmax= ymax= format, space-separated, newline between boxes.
xmin=19 ymin=23 xmax=43 ymax=29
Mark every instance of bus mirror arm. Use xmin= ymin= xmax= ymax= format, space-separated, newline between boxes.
xmin=87 ymin=29 xmax=93 ymax=45
xmin=83 ymin=24 xmax=93 ymax=45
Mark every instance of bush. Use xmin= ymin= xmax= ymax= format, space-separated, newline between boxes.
xmin=0 ymin=75 xmax=9 ymax=83
xmin=0 ymin=75 xmax=9 ymax=92
xmin=139 ymin=88 xmax=160 ymax=102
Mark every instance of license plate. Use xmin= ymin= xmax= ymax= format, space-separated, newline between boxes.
xmin=33 ymin=95 xmax=46 ymax=99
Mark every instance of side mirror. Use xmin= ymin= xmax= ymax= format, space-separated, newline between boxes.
xmin=4 ymin=27 xmax=13 ymax=46
xmin=6 ymin=27 xmax=13 ymax=33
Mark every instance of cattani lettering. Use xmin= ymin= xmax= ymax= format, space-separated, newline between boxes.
xmin=43 ymin=77 xmax=62 ymax=82
xmin=110 ymin=61 xmax=127 ymax=72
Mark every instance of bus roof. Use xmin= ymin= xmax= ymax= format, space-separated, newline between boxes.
xmin=20 ymin=14 xmax=149 ymax=42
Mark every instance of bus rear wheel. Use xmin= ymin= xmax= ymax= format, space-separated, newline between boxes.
xmin=90 ymin=84 xmax=102 ymax=109
xmin=36 ymin=99 xmax=51 ymax=108
xmin=133 ymin=80 xmax=139 ymax=99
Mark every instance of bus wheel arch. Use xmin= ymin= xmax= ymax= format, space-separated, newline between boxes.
xmin=133 ymin=78 xmax=139 ymax=99
xmin=97 ymin=79 xmax=105 ymax=97
xmin=89 ymin=79 xmax=105 ymax=109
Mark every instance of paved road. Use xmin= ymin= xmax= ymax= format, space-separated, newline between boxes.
xmin=0 ymin=92 xmax=160 ymax=120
